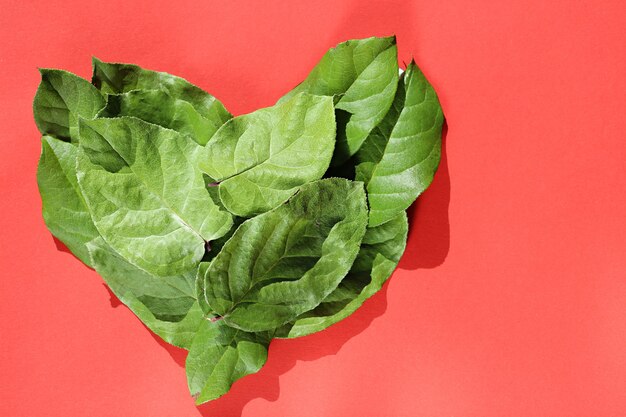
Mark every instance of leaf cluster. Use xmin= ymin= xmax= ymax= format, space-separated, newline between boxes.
xmin=34 ymin=36 xmax=444 ymax=404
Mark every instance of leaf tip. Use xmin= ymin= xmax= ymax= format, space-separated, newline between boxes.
xmin=91 ymin=57 xmax=104 ymax=85
xmin=37 ymin=67 xmax=55 ymax=79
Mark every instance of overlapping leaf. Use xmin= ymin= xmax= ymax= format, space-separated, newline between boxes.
xmin=76 ymin=117 xmax=233 ymax=277
xmin=34 ymin=69 xmax=105 ymax=142
xmin=200 ymin=178 xmax=368 ymax=331
xmin=37 ymin=136 xmax=99 ymax=266
xmin=186 ymin=320 xmax=271 ymax=403
xmin=281 ymin=36 xmax=399 ymax=163
xmin=92 ymin=58 xmax=231 ymax=129
xmin=87 ymin=237 xmax=204 ymax=348
xmin=200 ymin=93 xmax=336 ymax=217
xmin=34 ymin=70 xmax=106 ymax=265
xmin=278 ymin=212 xmax=408 ymax=338
xmin=98 ymin=89 xmax=223 ymax=145
xmin=356 ymin=61 xmax=444 ymax=226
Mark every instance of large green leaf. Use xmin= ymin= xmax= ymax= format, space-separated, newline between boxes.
xmin=200 ymin=178 xmax=368 ymax=332
xmin=37 ymin=136 xmax=99 ymax=266
xmin=357 ymin=61 xmax=444 ymax=227
xmin=76 ymin=117 xmax=233 ymax=277
xmin=86 ymin=237 xmax=204 ymax=348
xmin=91 ymin=58 xmax=231 ymax=126
xmin=186 ymin=320 xmax=271 ymax=404
xmin=33 ymin=69 xmax=105 ymax=142
xmin=99 ymin=89 xmax=227 ymax=146
xmin=278 ymin=212 xmax=408 ymax=338
xmin=200 ymin=93 xmax=336 ymax=217
xmin=282 ymin=36 xmax=399 ymax=163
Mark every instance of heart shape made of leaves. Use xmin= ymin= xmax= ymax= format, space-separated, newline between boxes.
xmin=34 ymin=35 xmax=444 ymax=404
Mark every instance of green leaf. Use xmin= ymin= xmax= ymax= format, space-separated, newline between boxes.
xmin=357 ymin=61 xmax=444 ymax=227
xmin=282 ymin=36 xmax=399 ymax=163
xmin=196 ymin=262 xmax=213 ymax=315
xmin=200 ymin=93 xmax=336 ymax=217
xmin=353 ymin=74 xmax=405 ymax=184
xmin=37 ymin=136 xmax=99 ymax=266
xmin=91 ymin=58 xmax=231 ymax=127
xmin=76 ymin=117 xmax=233 ymax=277
xmin=200 ymin=178 xmax=368 ymax=332
xmin=33 ymin=69 xmax=105 ymax=142
xmin=86 ymin=237 xmax=204 ymax=348
xmin=186 ymin=320 xmax=271 ymax=404
xmin=99 ymin=89 xmax=227 ymax=145
xmin=278 ymin=212 xmax=408 ymax=338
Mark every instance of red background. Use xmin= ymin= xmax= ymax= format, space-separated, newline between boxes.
xmin=1 ymin=1 xmax=625 ymax=415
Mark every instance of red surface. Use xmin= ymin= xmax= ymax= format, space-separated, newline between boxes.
xmin=1 ymin=0 xmax=625 ymax=415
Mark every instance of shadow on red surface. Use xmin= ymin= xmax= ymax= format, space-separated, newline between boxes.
xmin=52 ymin=236 xmax=80 ymax=261
xmin=401 ymin=123 xmax=450 ymax=271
